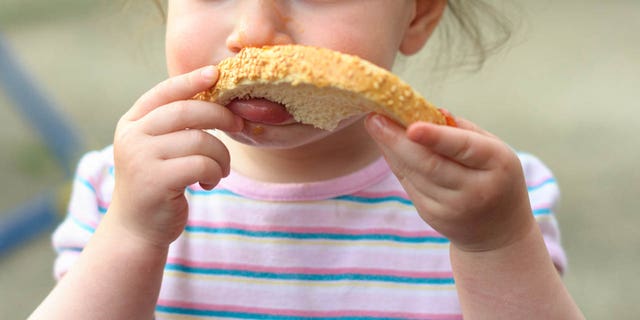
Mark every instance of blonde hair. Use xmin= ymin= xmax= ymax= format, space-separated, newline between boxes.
xmin=438 ymin=0 xmax=514 ymax=71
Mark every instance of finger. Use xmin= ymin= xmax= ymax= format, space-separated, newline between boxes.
xmin=125 ymin=65 xmax=218 ymax=121
xmin=365 ymin=114 xmax=467 ymax=190
xmin=153 ymin=129 xmax=231 ymax=177
xmin=451 ymin=116 xmax=495 ymax=138
xmin=161 ymin=155 xmax=226 ymax=191
xmin=406 ymin=121 xmax=503 ymax=170
xmin=156 ymin=130 xmax=227 ymax=161
xmin=140 ymin=100 xmax=243 ymax=135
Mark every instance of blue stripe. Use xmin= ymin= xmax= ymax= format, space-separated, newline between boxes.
xmin=528 ymin=177 xmax=556 ymax=192
xmin=164 ymin=263 xmax=454 ymax=285
xmin=185 ymin=226 xmax=449 ymax=244
xmin=76 ymin=176 xmax=96 ymax=193
xmin=75 ymin=177 xmax=108 ymax=213
xmin=333 ymin=194 xmax=413 ymax=205
xmin=187 ymin=188 xmax=413 ymax=206
xmin=156 ymin=305 xmax=421 ymax=320
xmin=533 ymin=208 xmax=553 ymax=216
xmin=69 ymin=215 xmax=96 ymax=233
xmin=192 ymin=184 xmax=553 ymax=205
xmin=55 ymin=246 xmax=83 ymax=253
xmin=186 ymin=188 xmax=238 ymax=196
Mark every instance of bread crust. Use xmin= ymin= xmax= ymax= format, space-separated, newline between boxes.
xmin=194 ymin=45 xmax=447 ymax=130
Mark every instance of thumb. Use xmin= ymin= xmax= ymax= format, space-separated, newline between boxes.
xmin=364 ymin=113 xmax=422 ymax=181
xmin=364 ymin=113 xmax=406 ymax=147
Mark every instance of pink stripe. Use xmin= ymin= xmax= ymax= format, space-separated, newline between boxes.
xmin=157 ymin=299 xmax=462 ymax=319
xmin=67 ymin=199 xmax=98 ymax=228
xmin=187 ymin=220 xmax=443 ymax=238
xmin=159 ymin=273 xmax=460 ymax=315
xmin=187 ymin=205 xmax=433 ymax=232
xmin=527 ymin=176 xmax=554 ymax=188
xmin=80 ymin=175 xmax=99 ymax=192
xmin=217 ymin=157 xmax=391 ymax=201
xmin=96 ymin=197 xmax=110 ymax=210
xmin=532 ymin=203 xmax=553 ymax=211
xmin=351 ymin=190 xmax=411 ymax=201
xmin=188 ymin=186 xmax=412 ymax=203
xmin=76 ymin=174 xmax=111 ymax=211
xmin=171 ymin=236 xmax=451 ymax=272
xmin=160 ymin=272 xmax=460 ymax=313
xmin=76 ymin=218 xmax=98 ymax=230
xmin=165 ymin=258 xmax=453 ymax=279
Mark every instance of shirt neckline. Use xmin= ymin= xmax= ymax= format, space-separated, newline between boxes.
xmin=217 ymin=157 xmax=391 ymax=201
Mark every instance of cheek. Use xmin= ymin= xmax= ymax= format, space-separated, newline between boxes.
xmin=166 ymin=30 xmax=205 ymax=76
xmin=309 ymin=32 xmax=398 ymax=71
xmin=165 ymin=15 xmax=226 ymax=77
xmin=299 ymin=19 xmax=401 ymax=70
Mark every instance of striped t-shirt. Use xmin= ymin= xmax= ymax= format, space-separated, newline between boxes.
xmin=52 ymin=146 xmax=566 ymax=320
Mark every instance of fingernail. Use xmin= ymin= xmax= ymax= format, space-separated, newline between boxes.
xmin=368 ymin=114 xmax=386 ymax=130
xmin=200 ymin=182 xmax=214 ymax=190
xmin=365 ymin=114 xmax=387 ymax=139
xmin=201 ymin=66 xmax=217 ymax=82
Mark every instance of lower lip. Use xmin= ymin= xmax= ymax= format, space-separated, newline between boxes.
xmin=226 ymin=98 xmax=295 ymax=125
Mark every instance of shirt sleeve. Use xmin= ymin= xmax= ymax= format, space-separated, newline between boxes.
xmin=518 ymin=152 xmax=568 ymax=274
xmin=51 ymin=146 xmax=114 ymax=280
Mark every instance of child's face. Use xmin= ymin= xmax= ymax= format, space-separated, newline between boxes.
xmin=164 ymin=0 xmax=438 ymax=148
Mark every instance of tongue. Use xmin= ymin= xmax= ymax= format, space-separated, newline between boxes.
xmin=227 ymin=99 xmax=293 ymax=125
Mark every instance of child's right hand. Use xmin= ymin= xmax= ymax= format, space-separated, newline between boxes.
xmin=109 ymin=66 xmax=243 ymax=248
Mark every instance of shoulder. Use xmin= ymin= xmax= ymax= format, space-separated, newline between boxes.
xmin=77 ymin=145 xmax=114 ymax=168
xmin=516 ymin=151 xmax=561 ymax=215
xmin=72 ymin=145 xmax=115 ymax=201
xmin=75 ymin=145 xmax=114 ymax=178
xmin=517 ymin=152 xmax=558 ymax=189
xmin=516 ymin=152 xmax=567 ymax=272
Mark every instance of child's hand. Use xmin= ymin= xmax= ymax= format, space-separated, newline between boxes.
xmin=365 ymin=114 xmax=534 ymax=252
xmin=109 ymin=66 xmax=243 ymax=248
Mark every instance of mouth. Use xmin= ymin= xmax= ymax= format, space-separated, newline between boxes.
xmin=226 ymin=98 xmax=296 ymax=125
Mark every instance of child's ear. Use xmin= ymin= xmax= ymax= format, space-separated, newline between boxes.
xmin=400 ymin=0 xmax=447 ymax=55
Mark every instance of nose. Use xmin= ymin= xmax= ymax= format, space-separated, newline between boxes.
xmin=226 ymin=0 xmax=294 ymax=53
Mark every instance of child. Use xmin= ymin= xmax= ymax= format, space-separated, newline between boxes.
xmin=31 ymin=1 xmax=584 ymax=319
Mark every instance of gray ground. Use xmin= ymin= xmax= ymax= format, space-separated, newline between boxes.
xmin=1 ymin=1 xmax=639 ymax=318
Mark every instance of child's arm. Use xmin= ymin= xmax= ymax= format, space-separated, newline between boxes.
xmin=365 ymin=114 xmax=584 ymax=319
xmin=29 ymin=66 xmax=243 ymax=320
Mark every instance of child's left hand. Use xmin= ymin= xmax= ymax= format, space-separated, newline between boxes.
xmin=365 ymin=113 xmax=535 ymax=252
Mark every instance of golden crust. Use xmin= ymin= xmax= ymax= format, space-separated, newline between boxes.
xmin=194 ymin=45 xmax=446 ymax=129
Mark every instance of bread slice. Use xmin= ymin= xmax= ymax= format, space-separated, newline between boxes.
xmin=194 ymin=45 xmax=451 ymax=130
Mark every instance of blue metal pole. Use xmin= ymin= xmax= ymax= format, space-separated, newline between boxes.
xmin=0 ymin=193 xmax=59 ymax=255
xmin=0 ymin=34 xmax=83 ymax=177
xmin=0 ymin=33 xmax=83 ymax=255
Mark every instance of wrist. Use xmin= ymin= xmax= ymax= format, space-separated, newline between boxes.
xmin=449 ymin=219 xmax=559 ymax=295
xmin=106 ymin=195 xmax=183 ymax=250
xmin=449 ymin=221 xmax=582 ymax=318
xmin=449 ymin=199 xmax=537 ymax=253
xmin=450 ymin=217 xmax=540 ymax=261
xmin=97 ymin=210 xmax=172 ymax=258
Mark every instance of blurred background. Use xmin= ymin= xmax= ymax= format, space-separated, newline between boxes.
xmin=0 ymin=0 xmax=638 ymax=318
